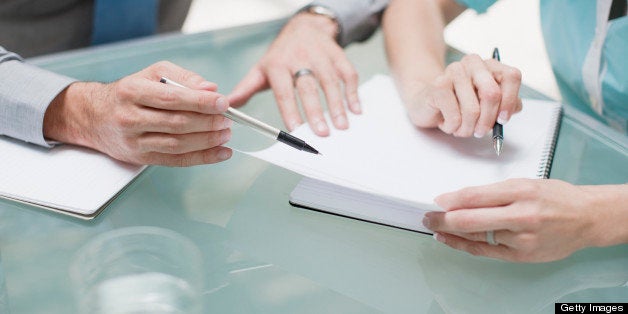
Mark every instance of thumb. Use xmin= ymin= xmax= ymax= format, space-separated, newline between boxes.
xmin=227 ymin=66 xmax=269 ymax=108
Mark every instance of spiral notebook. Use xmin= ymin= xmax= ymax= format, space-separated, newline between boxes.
xmin=249 ymin=75 xmax=562 ymax=233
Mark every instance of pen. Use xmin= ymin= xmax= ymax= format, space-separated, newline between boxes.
xmin=160 ymin=77 xmax=320 ymax=155
xmin=492 ymin=48 xmax=504 ymax=156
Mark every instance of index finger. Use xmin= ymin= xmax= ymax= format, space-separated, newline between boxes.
xmin=146 ymin=61 xmax=215 ymax=91
xmin=424 ymin=206 xmax=516 ymax=234
xmin=486 ymin=59 xmax=523 ymax=124
xmin=134 ymin=80 xmax=229 ymax=114
xmin=434 ymin=179 xmax=523 ymax=210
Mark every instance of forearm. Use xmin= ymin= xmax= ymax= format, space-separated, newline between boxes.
xmin=383 ymin=0 xmax=448 ymax=91
xmin=583 ymin=184 xmax=628 ymax=247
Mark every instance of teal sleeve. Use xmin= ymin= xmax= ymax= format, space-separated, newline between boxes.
xmin=454 ymin=0 xmax=498 ymax=14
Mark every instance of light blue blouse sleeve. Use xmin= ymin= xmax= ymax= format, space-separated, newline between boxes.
xmin=454 ymin=0 xmax=498 ymax=14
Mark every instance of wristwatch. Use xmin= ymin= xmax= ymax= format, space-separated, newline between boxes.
xmin=299 ymin=5 xmax=342 ymax=42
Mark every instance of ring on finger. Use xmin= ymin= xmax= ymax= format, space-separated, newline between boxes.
xmin=293 ymin=68 xmax=315 ymax=85
xmin=486 ymin=230 xmax=498 ymax=246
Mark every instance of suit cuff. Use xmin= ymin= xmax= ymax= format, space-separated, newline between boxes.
xmin=0 ymin=60 xmax=76 ymax=147
xmin=309 ymin=0 xmax=389 ymax=47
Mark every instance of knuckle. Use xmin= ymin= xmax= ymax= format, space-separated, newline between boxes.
xmin=445 ymin=115 xmax=462 ymax=130
xmin=168 ymin=114 xmax=189 ymax=132
xmin=114 ymin=111 xmax=137 ymax=129
xmin=157 ymin=86 xmax=177 ymax=103
xmin=183 ymin=71 xmax=204 ymax=86
xmin=113 ymin=80 xmax=135 ymax=101
xmin=518 ymin=180 xmax=541 ymax=198
xmin=163 ymin=137 xmax=182 ymax=154
xmin=463 ymin=106 xmax=481 ymax=120
xmin=479 ymin=87 xmax=502 ymax=103
xmin=178 ymin=154 xmax=193 ymax=167
xmin=505 ymin=67 xmax=522 ymax=82
xmin=462 ymin=53 xmax=481 ymax=63
xmin=447 ymin=62 xmax=465 ymax=76
xmin=122 ymin=137 xmax=139 ymax=152
xmin=434 ymin=75 xmax=452 ymax=89
xmin=195 ymin=93 xmax=210 ymax=112
xmin=466 ymin=244 xmax=485 ymax=256
xmin=153 ymin=61 xmax=174 ymax=73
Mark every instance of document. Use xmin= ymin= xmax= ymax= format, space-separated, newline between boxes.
xmin=0 ymin=137 xmax=145 ymax=219
xmin=248 ymin=75 xmax=562 ymax=233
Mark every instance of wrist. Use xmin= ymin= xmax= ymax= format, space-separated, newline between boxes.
xmin=292 ymin=11 xmax=340 ymax=41
xmin=43 ymin=81 xmax=101 ymax=149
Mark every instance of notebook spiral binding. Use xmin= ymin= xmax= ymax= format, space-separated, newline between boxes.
xmin=536 ymin=106 xmax=563 ymax=179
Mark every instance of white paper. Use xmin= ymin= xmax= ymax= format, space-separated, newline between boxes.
xmin=0 ymin=137 xmax=144 ymax=215
xmin=248 ymin=75 xmax=561 ymax=206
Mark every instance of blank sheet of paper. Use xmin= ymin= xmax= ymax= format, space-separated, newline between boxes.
xmin=248 ymin=75 xmax=561 ymax=207
xmin=0 ymin=137 xmax=144 ymax=216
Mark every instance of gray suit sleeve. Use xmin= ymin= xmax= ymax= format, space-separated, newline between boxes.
xmin=310 ymin=0 xmax=389 ymax=47
xmin=0 ymin=46 xmax=76 ymax=147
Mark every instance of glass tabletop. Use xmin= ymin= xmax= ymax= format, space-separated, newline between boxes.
xmin=1 ymin=19 xmax=626 ymax=314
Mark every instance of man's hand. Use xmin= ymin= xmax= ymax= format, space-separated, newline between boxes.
xmin=228 ymin=12 xmax=361 ymax=137
xmin=401 ymin=54 xmax=523 ymax=138
xmin=43 ymin=61 xmax=233 ymax=166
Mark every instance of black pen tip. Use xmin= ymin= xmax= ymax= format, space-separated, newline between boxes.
xmin=492 ymin=48 xmax=500 ymax=61
xmin=303 ymin=143 xmax=319 ymax=155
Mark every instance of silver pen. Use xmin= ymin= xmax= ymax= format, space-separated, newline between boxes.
xmin=160 ymin=77 xmax=320 ymax=155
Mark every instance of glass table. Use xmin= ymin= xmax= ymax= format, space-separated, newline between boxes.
xmin=1 ymin=19 xmax=626 ymax=313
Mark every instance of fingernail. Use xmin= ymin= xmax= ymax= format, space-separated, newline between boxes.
xmin=335 ymin=115 xmax=348 ymax=129
xmin=223 ymin=118 xmax=233 ymax=129
xmin=216 ymin=97 xmax=229 ymax=111
xmin=474 ymin=130 xmax=485 ymax=138
xmin=351 ymin=101 xmax=362 ymax=114
xmin=433 ymin=233 xmax=446 ymax=244
xmin=316 ymin=121 xmax=328 ymax=134
xmin=497 ymin=111 xmax=509 ymax=125
xmin=200 ymin=81 xmax=215 ymax=89
xmin=218 ymin=149 xmax=231 ymax=161
xmin=288 ymin=121 xmax=301 ymax=131
xmin=422 ymin=216 xmax=431 ymax=229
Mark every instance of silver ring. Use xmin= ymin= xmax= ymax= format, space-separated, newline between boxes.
xmin=486 ymin=230 xmax=498 ymax=246
xmin=293 ymin=68 xmax=314 ymax=84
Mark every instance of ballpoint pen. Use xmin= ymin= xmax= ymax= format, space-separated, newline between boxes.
xmin=492 ymin=48 xmax=504 ymax=156
xmin=160 ymin=77 xmax=320 ymax=155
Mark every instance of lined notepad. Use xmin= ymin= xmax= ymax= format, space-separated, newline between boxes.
xmin=0 ymin=137 xmax=145 ymax=219
xmin=248 ymin=75 xmax=562 ymax=233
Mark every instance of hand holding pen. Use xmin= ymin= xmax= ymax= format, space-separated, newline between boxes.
xmin=401 ymin=51 xmax=523 ymax=142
